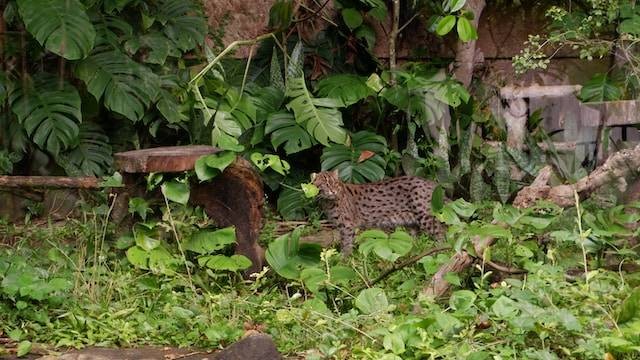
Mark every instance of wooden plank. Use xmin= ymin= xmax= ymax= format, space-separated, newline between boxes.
xmin=114 ymin=145 xmax=220 ymax=173
xmin=0 ymin=176 xmax=100 ymax=189
xmin=581 ymin=100 xmax=640 ymax=127
xmin=500 ymin=85 xmax=581 ymax=99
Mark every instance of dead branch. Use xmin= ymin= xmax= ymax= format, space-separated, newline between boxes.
xmin=514 ymin=144 xmax=640 ymax=208
xmin=422 ymin=235 xmax=496 ymax=298
xmin=0 ymin=176 xmax=100 ymax=189
xmin=358 ymin=247 xmax=451 ymax=290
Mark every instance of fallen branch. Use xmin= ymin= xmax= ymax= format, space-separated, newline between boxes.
xmin=0 ymin=176 xmax=100 ymax=189
xmin=359 ymin=246 xmax=451 ymax=290
xmin=514 ymin=143 xmax=640 ymax=208
xmin=422 ymin=235 xmax=496 ymax=298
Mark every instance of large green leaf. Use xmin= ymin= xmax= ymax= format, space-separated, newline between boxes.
xmin=17 ymin=0 xmax=96 ymax=60
xmin=580 ymin=73 xmax=623 ymax=102
xmin=185 ymin=227 xmax=236 ymax=255
xmin=320 ymin=131 xmax=387 ymax=183
xmin=59 ymin=122 xmax=113 ymax=176
xmin=316 ymin=74 xmax=373 ymax=107
xmin=10 ymin=77 xmax=81 ymax=156
xmin=285 ymin=77 xmax=348 ymax=146
xmin=75 ymin=48 xmax=159 ymax=122
xmin=265 ymin=111 xmax=314 ymax=154
xmin=158 ymin=0 xmax=207 ymax=51
xmin=265 ymin=228 xmax=322 ymax=279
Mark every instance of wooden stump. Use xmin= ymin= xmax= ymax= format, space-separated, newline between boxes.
xmin=113 ymin=145 xmax=265 ymax=275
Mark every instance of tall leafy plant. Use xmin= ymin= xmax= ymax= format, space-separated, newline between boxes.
xmin=2 ymin=0 xmax=208 ymax=176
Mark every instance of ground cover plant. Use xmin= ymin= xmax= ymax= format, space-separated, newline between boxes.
xmin=2 ymin=0 xmax=640 ymax=358
xmin=1 ymin=198 xmax=640 ymax=359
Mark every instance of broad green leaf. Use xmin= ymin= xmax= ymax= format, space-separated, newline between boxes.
xmin=128 ymin=197 xmax=152 ymax=221
xmin=355 ymin=288 xmax=389 ymax=315
xmin=320 ymin=131 xmax=387 ymax=184
xmin=450 ymin=290 xmax=476 ymax=311
xmin=618 ymin=287 xmax=640 ymax=324
xmin=492 ymin=296 xmax=518 ymax=319
xmin=268 ymin=0 xmax=293 ymax=31
xmin=205 ymin=151 xmax=236 ymax=171
xmin=158 ymin=0 xmax=207 ymax=51
xmin=133 ymin=223 xmax=160 ymax=251
xmin=285 ymin=76 xmax=347 ymax=146
xmin=436 ymin=15 xmax=456 ymax=36
xmin=316 ymin=74 xmax=373 ymax=107
xmin=265 ymin=228 xmax=322 ymax=279
xmin=447 ymin=0 xmax=467 ymax=12
xmin=60 ymin=122 xmax=113 ymax=176
xmin=250 ymin=153 xmax=290 ymax=175
xmin=358 ymin=230 xmax=413 ymax=262
xmin=16 ymin=341 xmax=31 ymax=357
xmin=265 ymin=112 xmax=314 ymax=155
xmin=17 ymin=0 xmax=95 ymax=60
xmin=301 ymin=183 xmax=319 ymax=198
xmin=277 ymin=187 xmax=310 ymax=220
xmin=200 ymin=254 xmax=252 ymax=272
xmin=431 ymin=185 xmax=445 ymax=213
xmin=329 ymin=265 xmax=357 ymax=283
xmin=449 ymin=198 xmax=477 ymax=218
xmin=620 ymin=15 xmax=640 ymax=35
xmin=126 ymin=246 xmax=149 ymax=269
xmin=580 ymin=73 xmax=623 ymax=102
xmin=456 ymin=16 xmax=478 ymax=41
xmin=341 ymin=8 xmax=363 ymax=30
xmin=148 ymin=246 xmax=176 ymax=275
xmin=383 ymin=332 xmax=406 ymax=355
xmin=75 ymin=48 xmax=160 ymax=122
xmin=10 ymin=77 xmax=81 ymax=156
xmin=161 ymin=180 xmax=190 ymax=205
xmin=185 ymin=227 xmax=236 ymax=255
xmin=300 ymin=267 xmax=326 ymax=293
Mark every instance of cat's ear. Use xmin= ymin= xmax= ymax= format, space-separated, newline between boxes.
xmin=331 ymin=169 xmax=340 ymax=178
xmin=310 ymin=172 xmax=317 ymax=181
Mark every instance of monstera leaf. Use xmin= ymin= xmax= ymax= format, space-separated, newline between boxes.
xmin=321 ymin=131 xmax=388 ymax=184
xmin=59 ymin=122 xmax=113 ymax=176
xmin=580 ymin=73 xmax=623 ymax=102
xmin=316 ymin=74 xmax=373 ymax=107
xmin=10 ymin=77 xmax=81 ymax=156
xmin=265 ymin=111 xmax=314 ymax=155
xmin=17 ymin=0 xmax=96 ymax=60
xmin=158 ymin=0 xmax=207 ymax=51
xmin=285 ymin=76 xmax=348 ymax=146
xmin=75 ymin=47 xmax=160 ymax=121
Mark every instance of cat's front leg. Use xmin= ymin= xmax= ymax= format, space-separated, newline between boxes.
xmin=337 ymin=223 xmax=356 ymax=256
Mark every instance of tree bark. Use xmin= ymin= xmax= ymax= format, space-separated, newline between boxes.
xmin=514 ymin=143 xmax=640 ymax=208
xmin=422 ymin=235 xmax=496 ymax=298
xmin=0 ymin=176 xmax=100 ymax=189
xmin=452 ymin=0 xmax=486 ymax=87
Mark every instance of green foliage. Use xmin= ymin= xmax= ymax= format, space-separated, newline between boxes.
xmin=580 ymin=73 xmax=623 ymax=102
xmin=320 ymin=130 xmax=388 ymax=183
xmin=358 ymin=230 xmax=413 ymax=262
xmin=17 ymin=0 xmax=96 ymax=60
xmin=316 ymin=74 xmax=373 ymax=107
xmin=10 ymin=77 xmax=81 ymax=156
xmin=265 ymin=112 xmax=314 ymax=155
xmin=265 ymin=227 xmax=322 ymax=279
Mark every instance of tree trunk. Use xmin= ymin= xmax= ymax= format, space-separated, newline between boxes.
xmin=452 ymin=0 xmax=486 ymax=87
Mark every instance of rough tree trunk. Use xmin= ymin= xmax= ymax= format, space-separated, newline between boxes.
xmin=452 ymin=0 xmax=486 ymax=87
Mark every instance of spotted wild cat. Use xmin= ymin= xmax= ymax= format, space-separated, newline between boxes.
xmin=312 ymin=170 xmax=446 ymax=255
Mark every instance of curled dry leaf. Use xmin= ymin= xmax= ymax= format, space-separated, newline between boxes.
xmin=358 ymin=150 xmax=376 ymax=163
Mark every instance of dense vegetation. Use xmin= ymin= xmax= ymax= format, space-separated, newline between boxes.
xmin=1 ymin=0 xmax=640 ymax=358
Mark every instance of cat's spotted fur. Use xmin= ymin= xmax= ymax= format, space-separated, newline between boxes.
xmin=312 ymin=170 xmax=446 ymax=255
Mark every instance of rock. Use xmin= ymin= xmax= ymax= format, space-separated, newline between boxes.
xmin=212 ymin=334 xmax=281 ymax=360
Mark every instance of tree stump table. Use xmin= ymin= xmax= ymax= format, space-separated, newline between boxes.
xmin=112 ymin=145 xmax=265 ymax=274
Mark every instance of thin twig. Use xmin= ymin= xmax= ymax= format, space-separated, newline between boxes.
xmin=359 ymin=246 xmax=451 ymax=290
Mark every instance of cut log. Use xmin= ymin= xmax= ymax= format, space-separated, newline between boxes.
xmin=0 ymin=176 xmax=100 ymax=189
xmin=114 ymin=145 xmax=221 ymax=173
xmin=112 ymin=146 xmax=265 ymax=275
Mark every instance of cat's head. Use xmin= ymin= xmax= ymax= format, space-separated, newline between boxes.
xmin=311 ymin=170 xmax=341 ymax=200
